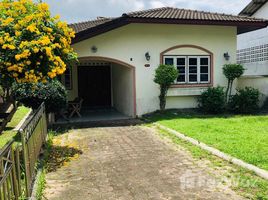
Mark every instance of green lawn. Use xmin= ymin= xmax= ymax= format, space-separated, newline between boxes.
xmin=0 ymin=106 xmax=31 ymax=148
xmin=146 ymin=111 xmax=268 ymax=171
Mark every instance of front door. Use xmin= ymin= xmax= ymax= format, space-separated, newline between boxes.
xmin=78 ymin=66 xmax=111 ymax=108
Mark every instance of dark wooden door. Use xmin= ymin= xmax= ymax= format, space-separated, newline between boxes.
xmin=78 ymin=66 xmax=111 ymax=108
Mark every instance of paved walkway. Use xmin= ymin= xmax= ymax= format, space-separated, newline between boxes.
xmin=44 ymin=126 xmax=243 ymax=200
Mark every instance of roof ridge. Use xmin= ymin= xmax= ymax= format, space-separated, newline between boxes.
xmin=69 ymin=17 xmax=112 ymax=26
xmin=124 ymin=6 xmax=171 ymax=16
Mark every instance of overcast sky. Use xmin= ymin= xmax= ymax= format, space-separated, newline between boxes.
xmin=43 ymin=0 xmax=251 ymax=23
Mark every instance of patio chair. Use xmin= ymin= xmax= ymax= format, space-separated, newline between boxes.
xmin=68 ymin=98 xmax=84 ymax=118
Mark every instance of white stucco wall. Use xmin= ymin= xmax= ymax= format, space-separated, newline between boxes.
xmin=237 ymin=26 xmax=268 ymax=76
xmin=67 ymin=65 xmax=78 ymax=101
xmin=71 ymin=23 xmax=237 ymax=116
xmin=237 ymin=2 xmax=268 ymax=98
xmin=237 ymin=1 xmax=268 ymax=74
xmin=111 ymin=63 xmax=134 ymax=117
xmin=238 ymin=77 xmax=268 ymax=105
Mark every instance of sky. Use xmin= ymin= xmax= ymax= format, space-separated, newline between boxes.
xmin=43 ymin=0 xmax=251 ymax=23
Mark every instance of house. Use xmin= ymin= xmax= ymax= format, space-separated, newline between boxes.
xmin=238 ymin=0 xmax=268 ymax=102
xmin=65 ymin=7 xmax=268 ymax=117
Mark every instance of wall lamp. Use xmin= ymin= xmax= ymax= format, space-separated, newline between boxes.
xmin=224 ymin=52 xmax=230 ymax=61
xmin=91 ymin=45 xmax=98 ymax=53
xmin=145 ymin=52 xmax=151 ymax=61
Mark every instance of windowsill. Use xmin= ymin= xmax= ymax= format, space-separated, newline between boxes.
xmin=167 ymin=86 xmax=210 ymax=97
xmin=170 ymin=83 xmax=212 ymax=88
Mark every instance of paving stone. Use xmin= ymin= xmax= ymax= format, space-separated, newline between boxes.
xmin=44 ymin=126 xmax=244 ymax=200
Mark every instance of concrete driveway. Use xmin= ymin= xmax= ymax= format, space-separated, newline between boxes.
xmin=44 ymin=126 xmax=243 ymax=200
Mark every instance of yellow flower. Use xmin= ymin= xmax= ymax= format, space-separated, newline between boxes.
xmin=15 ymin=55 xmax=21 ymax=61
xmin=38 ymin=3 xmax=49 ymax=11
xmin=63 ymin=49 xmax=69 ymax=54
xmin=39 ymin=36 xmax=50 ymax=46
xmin=2 ymin=44 xmax=15 ymax=50
xmin=2 ymin=18 xmax=14 ymax=26
xmin=15 ymin=31 xmax=21 ymax=37
xmin=33 ymin=47 xmax=39 ymax=53
xmin=54 ymin=15 xmax=60 ymax=20
xmin=45 ymin=47 xmax=52 ymax=57
xmin=69 ymin=31 xmax=75 ymax=38
xmin=47 ymin=71 xmax=56 ymax=79
xmin=26 ymin=24 xmax=37 ymax=33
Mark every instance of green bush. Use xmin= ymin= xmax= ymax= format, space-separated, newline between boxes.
xmin=222 ymin=64 xmax=245 ymax=101
xmin=154 ymin=64 xmax=178 ymax=111
xmin=228 ymin=87 xmax=260 ymax=113
xmin=198 ymin=86 xmax=225 ymax=114
xmin=12 ymin=79 xmax=67 ymax=113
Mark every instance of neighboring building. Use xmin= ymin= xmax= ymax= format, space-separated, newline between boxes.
xmin=238 ymin=0 xmax=268 ymax=102
xmin=66 ymin=7 xmax=267 ymax=117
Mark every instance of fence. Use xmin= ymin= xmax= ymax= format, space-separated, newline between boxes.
xmin=0 ymin=103 xmax=47 ymax=199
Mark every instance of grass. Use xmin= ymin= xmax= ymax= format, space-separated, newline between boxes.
xmin=155 ymin=127 xmax=268 ymax=200
xmin=34 ymin=129 xmax=82 ymax=199
xmin=35 ymin=170 xmax=46 ymax=200
xmin=0 ymin=106 xmax=31 ymax=148
xmin=145 ymin=110 xmax=268 ymax=171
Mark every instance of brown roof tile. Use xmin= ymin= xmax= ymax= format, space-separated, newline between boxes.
xmin=69 ymin=17 xmax=113 ymax=33
xmin=125 ymin=7 xmax=267 ymax=22
xmin=69 ymin=7 xmax=268 ymax=43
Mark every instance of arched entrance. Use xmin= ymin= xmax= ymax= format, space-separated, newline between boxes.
xmin=77 ymin=56 xmax=136 ymax=117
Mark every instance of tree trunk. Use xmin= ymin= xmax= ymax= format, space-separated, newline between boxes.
xmin=225 ymin=80 xmax=230 ymax=103
xmin=229 ymin=80 xmax=233 ymax=99
xmin=159 ymin=85 xmax=168 ymax=112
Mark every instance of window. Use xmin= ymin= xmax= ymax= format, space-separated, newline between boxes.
xmin=164 ymin=55 xmax=210 ymax=84
xmin=64 ymin=66 xmax=72 ymax=90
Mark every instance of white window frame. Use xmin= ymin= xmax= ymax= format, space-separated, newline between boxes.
xmin=199 ymin=56 xmax=210 ymax=84
xmin=163 ymin=55 xmax=210 ymax=84
xmin=188 ymin=56 xmax=198 ymax=84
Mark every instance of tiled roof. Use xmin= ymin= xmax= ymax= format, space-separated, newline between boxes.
xmin=69 ymin=7 xmax=268 ymax=43
xmin=125 ymin=7 xmax=267 ymax=22
xmin=69 ymin=17 xmax=113 ymax=33
xmin=239 ymin=0 xmax=267 ymax=16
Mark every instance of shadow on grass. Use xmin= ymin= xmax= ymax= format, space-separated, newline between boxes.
xmin=142 ymin=109 xmax=268 ymax=123
xmin=44 ymin=144 xmax=83 ymax=173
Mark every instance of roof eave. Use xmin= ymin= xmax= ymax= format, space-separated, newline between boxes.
xmin=72 ymin=17 xmax=129 ymax=44
xmin=71 ymin=17 xmax=268 ymax=44
xmin=239 ymin=1 xmax=267 ymax=16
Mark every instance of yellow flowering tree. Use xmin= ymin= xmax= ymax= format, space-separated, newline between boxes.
xmin=0 ymin=0 xmax=77 ymax=100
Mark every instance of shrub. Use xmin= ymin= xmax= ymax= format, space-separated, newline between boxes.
xmin=228 ymin=87 xmax=260 ymax=113
xmin=0 ymin=0 xmax=77 ymax=85
xmin=223 ymin=64 xmax=245 ymax=102
xmin=154 ymin=64 xmax=178 ymax=111
xmin=12 ymin=79 xmax=67 ymax=113
xmin=198 ymin=86 xmax=225 ymax=114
